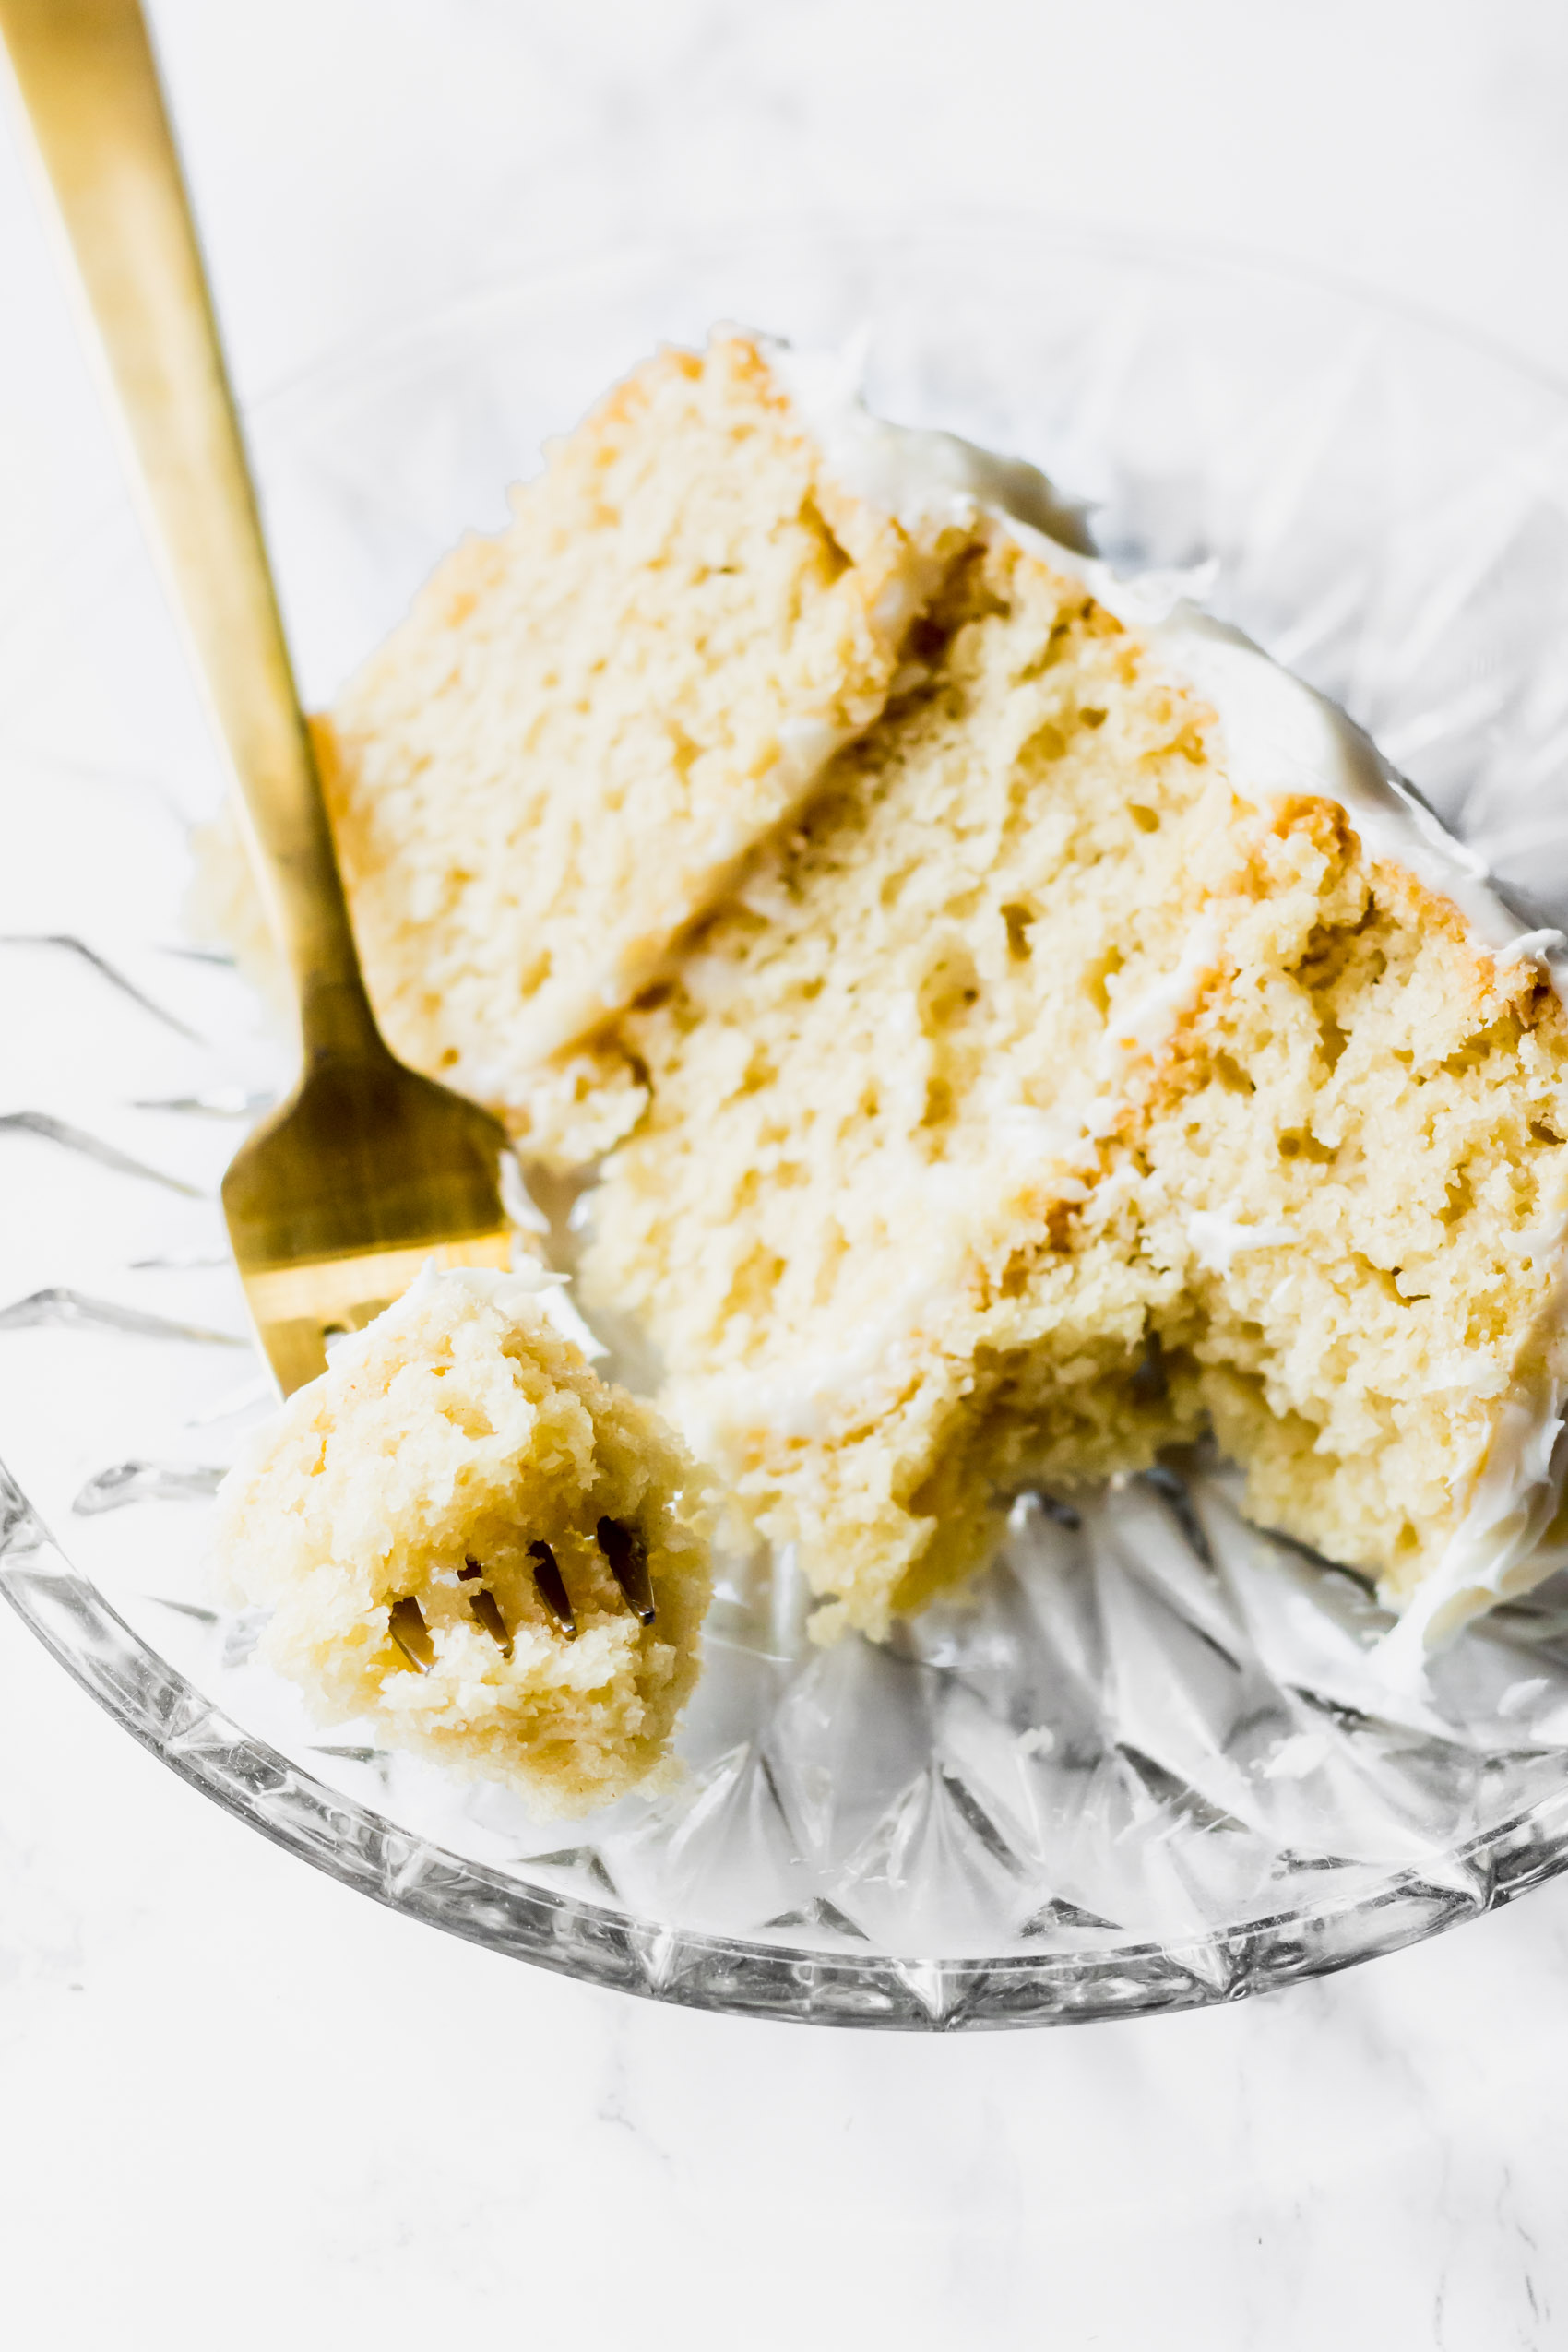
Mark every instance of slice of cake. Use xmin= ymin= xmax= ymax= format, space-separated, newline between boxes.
xmin=210 ymin=1265 xmax=711 ymax=1812
xmin=311 ymin=332 xmax=1080 ymax=1164
xmin=199 ymin=327 xmax=1568 ymax=1664
xmin=576 ymin=523 xmax=1568 ymax=1651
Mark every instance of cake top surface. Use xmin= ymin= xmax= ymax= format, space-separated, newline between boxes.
xmin=773 ymin=335 xmax=1564 ymax=989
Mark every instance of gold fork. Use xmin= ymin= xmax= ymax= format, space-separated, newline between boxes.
xmin=0 ymin=0 xmax=511 ymax=1397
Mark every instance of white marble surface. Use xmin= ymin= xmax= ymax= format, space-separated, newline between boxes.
xmin=6 ymin=4 xmax=1568 ymax=2345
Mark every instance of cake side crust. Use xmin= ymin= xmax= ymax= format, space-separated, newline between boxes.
xmin=316 ymin=332 xmax=986 ymax=1146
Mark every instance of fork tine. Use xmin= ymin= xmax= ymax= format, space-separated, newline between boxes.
xmin=596 ymin=1516 xmax=656 ymax=1624
xmin=387 ymin=1594 xmax=435 ymax=1671
xmin=468 ymin=1586 xmax=514 ymax=1660
xmin=529 ymin=1541 xmax=576 ymax=1638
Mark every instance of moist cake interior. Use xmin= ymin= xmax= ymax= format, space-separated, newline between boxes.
xmin=211 ymin=1268 xmax=712 ymax=1811
xmin=577 ymin=534 xmax=1568 ymax=1641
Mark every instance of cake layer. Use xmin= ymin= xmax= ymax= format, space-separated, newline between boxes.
xmin=577 ymin=530 xmax=1568 ymax=1644
xmin=313 ymin=331 xmax=1017 ymax=1151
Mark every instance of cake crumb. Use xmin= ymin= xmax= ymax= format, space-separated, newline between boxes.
xmin=210 ymin=1265 xmax=711 ymax=1813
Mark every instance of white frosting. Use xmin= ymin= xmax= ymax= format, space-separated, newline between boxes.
xmin=1106 ymin=913 xmax=1225 ymax=1060
xmin=1134 ymin=615 xmax=1568 ymax=979
xmin=498 ymin=1150 xmax=550 ymax=1236
xmin=673 ymin=1267 xmax=941 ymax=1459
xmin=671 ymin=1165 xmax=980 ymax=1464
xmin=1080 ymin=913 xmax=1226 ymax=1139
xmin=765 ymin=333 xmax=1562 ymax=972
xmin=388 ymin=1262 xmax=610 ymax=1361
xmin=764 ymin=337 xmax=1096 ymax=555
xmin=1497 ymin=927 xmax=1568 ymax=967
xmin=1378 ymin=1221 xmax=1568 ymax=1673
xmin=323 ymin=1260 xmax=544 ymax=1337
xmin=766 ymin=336 xmax=1568 ymax=1659
xmin=1187 ymin=1209 xmax=1297 ymax=1277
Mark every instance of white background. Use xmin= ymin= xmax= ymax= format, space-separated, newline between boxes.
xmin=5 ymin=4 xmax=1568 ymax=2346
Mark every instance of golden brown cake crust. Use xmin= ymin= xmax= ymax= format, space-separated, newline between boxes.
xmin=314 ymin=332 xmax=986 ymax=1154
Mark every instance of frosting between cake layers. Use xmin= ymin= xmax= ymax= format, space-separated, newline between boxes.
xmin=767 ymin=336 xmax=1568 ymax=1657
xmin=766 ymin=331 xmax=1566 ymax=981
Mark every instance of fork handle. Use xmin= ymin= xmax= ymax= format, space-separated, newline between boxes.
xmin=0 ymin=0 xmax=382 ymax=1063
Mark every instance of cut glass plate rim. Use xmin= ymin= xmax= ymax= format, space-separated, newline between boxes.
xmin=6 ymin=214 xmax=1568 ymax=2030
xmin=10 ymin=1443 xmax=1568 ymax=2031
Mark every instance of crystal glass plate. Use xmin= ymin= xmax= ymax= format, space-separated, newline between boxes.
xmin=6 ymin=220 xmax=1568 ymax=2031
